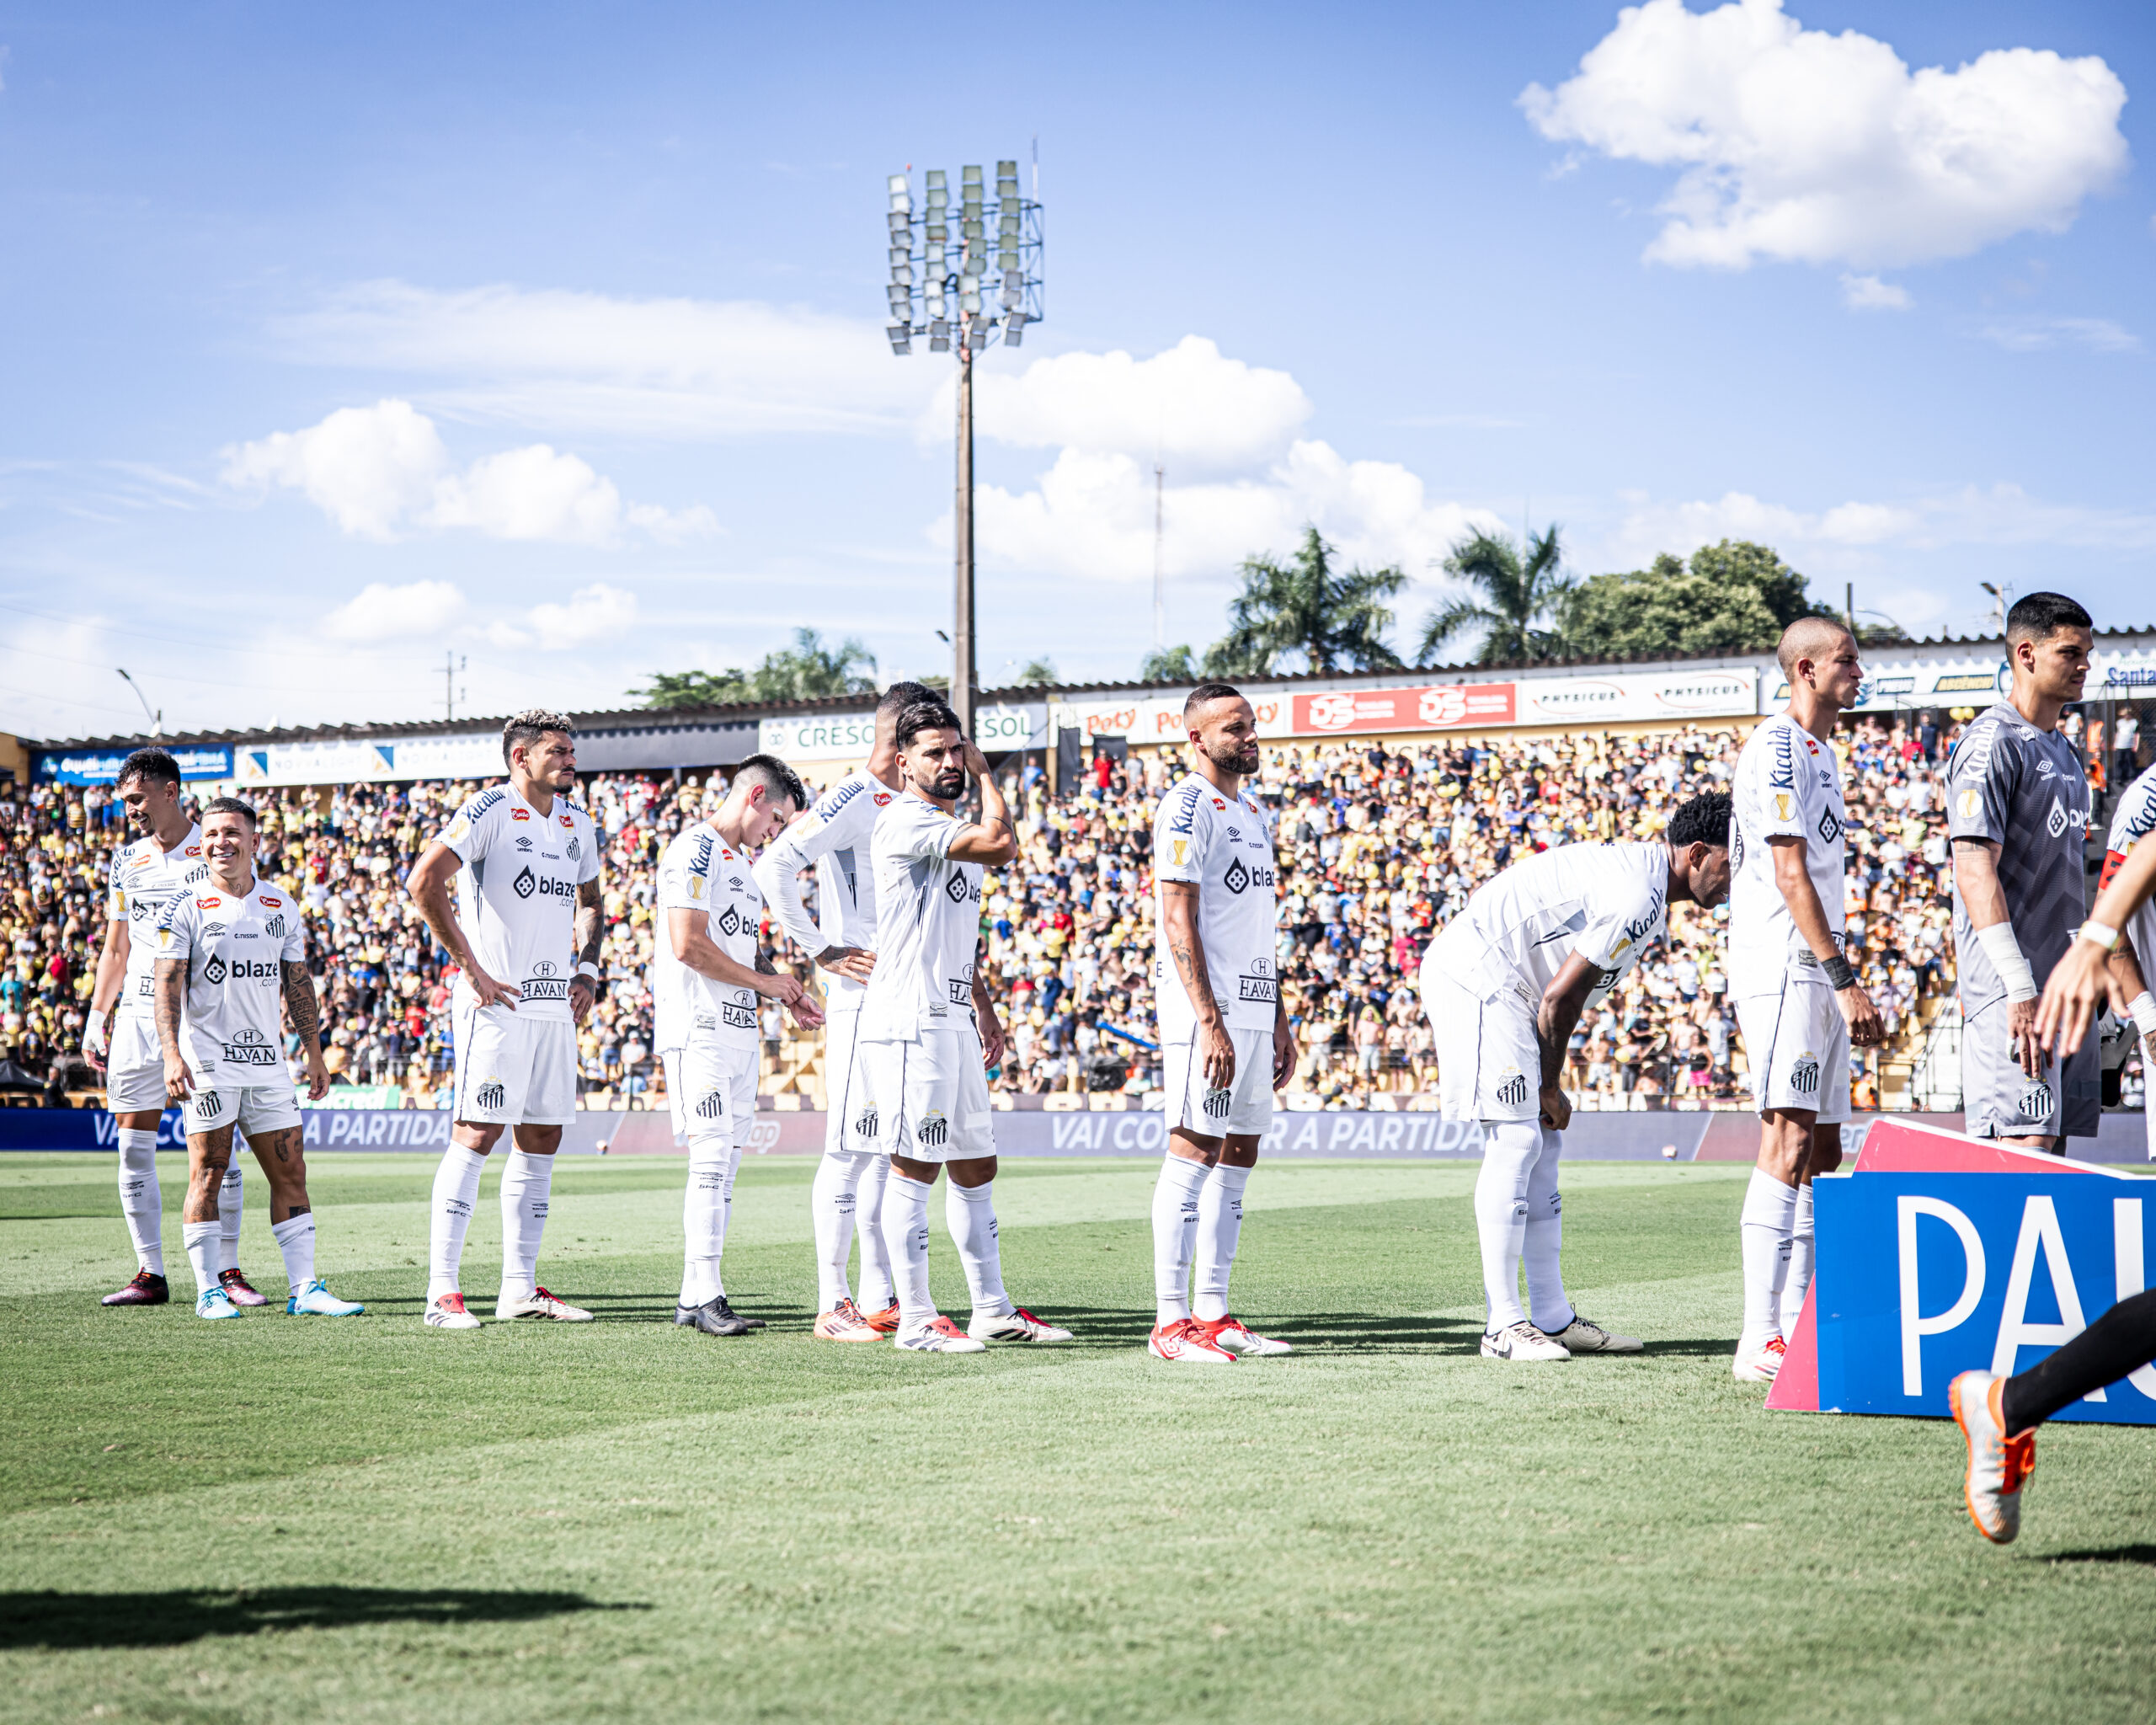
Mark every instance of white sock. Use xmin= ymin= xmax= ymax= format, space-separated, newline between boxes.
xmin=681 ymin=1138 xmax=740 ymax=1309
xmin=1475 ymin=1121 xmax=1539 ymax=1332
xmin=1151 ymin=1154 xmax=1211 ymax=1326
xmin=946 ymin=1178 xmax=1011 ymax=1317
xmin=1780 ymin=1182 xmax=1815 ymax=1340
xmin=856 ymin=1155 xmax=895 ymax=1311
xmin=427 ymin=1145 xmax=487 ymax=1304
xmin=1193 ymin=1162 xmax=1251 ymax=1322
xmin=498 ymin=1150 xmax=555 ymax=1302
xmin=811 ymin=1150 xmax=864 ymax=1311
xmin=1740 ymin=1167 xmax=1800 ymax=1356
xmin=880 ymin=1171 xmax=937 ymax=1336
xmin=1524 ymin=1125 xmax=1575 ymax=1336
xmin=219 ymin=1162 xmax=244 ymax=1274
xmin=183 ymin=1220 xmax=220 ymax=1298
xmin=273 ymin=1212 xmax=317 ymax=1294
xmin=117 ymin=1128 xmax=163 ymax=1277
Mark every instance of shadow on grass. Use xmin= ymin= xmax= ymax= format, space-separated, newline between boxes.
xmin=0 ymin=1586 xmax=649 ymax=1650
xmin=2041 ymin=1545 xmax=2156 ymax=1567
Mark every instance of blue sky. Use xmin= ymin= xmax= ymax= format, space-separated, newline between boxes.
xmin=1 ymin=0 xmax=2150 ymax=740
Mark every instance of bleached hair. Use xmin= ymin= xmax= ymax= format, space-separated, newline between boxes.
xmin=502 ymin=708 xmax=576 ymax=767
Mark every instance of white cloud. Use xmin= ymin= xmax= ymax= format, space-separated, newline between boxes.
xmin=321 ymin=579 xmax=471 ymax=644
xmin=1840 ymin=274 xmax=1911 ymax=311
xmin=1521 ymin=0 xmax=2128 ymax=270
xmin=1978 ymin=315 xmax=2141 ymax=353
xmin=484 ymin=582 xmax=641 ymax=652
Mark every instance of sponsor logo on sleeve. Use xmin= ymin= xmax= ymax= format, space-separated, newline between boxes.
xmin=1774 ymin=793 xmax=1792 ymax=822
xmin=1769 ymin=724 xmax=1795 ymax=791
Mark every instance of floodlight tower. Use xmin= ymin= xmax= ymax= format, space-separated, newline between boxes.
xmin=885 ymin=158 xmax=1044 ymax=739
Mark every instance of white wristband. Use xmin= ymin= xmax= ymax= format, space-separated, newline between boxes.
xmin=2132 ymin=992 xmax=2156 ymax=1042
xmin=1975 ymin=921 xmax=2039 ymax=1002
xmin=83 ymin=1007 xmax=108 ymax=1050
xmin=576 ymin=960 xmax=600 ymax=982
xmin=2079 ymin=919 xmax=2121 ymax=952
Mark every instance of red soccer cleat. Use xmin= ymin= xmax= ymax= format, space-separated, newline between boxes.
xmin=102 ymin=1270 xmax=169 ymax=1307
xmin=860 ymin=1301 xmax=902 ymax=1335
xmin=1149 ymin=1316 xmax=1236 ymax=1365
xmin=219 ymin=1268 xmax=270 ymax=1308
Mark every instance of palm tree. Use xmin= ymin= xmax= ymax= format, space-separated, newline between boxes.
xmin=635 ymin=628 xmax=877 ymax=708
xmin=1206 ymin=527 xmax=1406 ymax=677
xmin=1417 ymin=525 xmax=1575 ymax=665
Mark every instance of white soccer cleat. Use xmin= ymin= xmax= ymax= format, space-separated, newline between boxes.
xmin=195 ymin=1287 xmax=242 ymax=1322
xmin=1202 ymin=1315 xmax=1291 ymax=1356
xmin=286 ymin=1279 xmax=365 ymax=1316
xmin=1148 ymin=1318 xmax=1236 ymax=1364
xmin=896 ymin=1315 xmax=988 ymax=1354
xmin=424 ymin=1293 xmax=483 ymax=1330
xmin=1548 ymin=1316 xmax=1641 ymax=1354
xmin=968 ymin=1306 xmax=1073 ymax=1343
xmin=1950 ymin=1370 xmax=2036 ymax=1545
xmin=1480 ymin=1321 xmax=1570 ymax=1361
xmin=496 ymin=1286 xmax=593 ymax=1322
xmin=1732 ymin=1335 xmax=1787 ymax=1382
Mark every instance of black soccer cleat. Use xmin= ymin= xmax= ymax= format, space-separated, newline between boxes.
xmin=102 ymin=1269 xmax=169 ymax=1307
xmin=673 ymin=1297 xmax=753 ymax=1338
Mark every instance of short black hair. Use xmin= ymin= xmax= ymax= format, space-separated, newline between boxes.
xmin=200 ymin=795 xmax=259 ymax=828
xmin=115 ymin=747 xmax=180 ymax=793
xmin=1665 ymin=790 xmax=1732 ymax=852
xmin=2006 ymin=591 xmax=2093 ymax=645
xmin=501 ymin=707 xmax=575 ymax=767
xmin=732 ymin=752 xmax=807 ymax=812
xmin=895 ymin=699 xmax=962 ymax=749
xmin=878 ymin=680 xmax=934 ymax=718
xmin=1184 ymin=681 xmax=1243 ymax=718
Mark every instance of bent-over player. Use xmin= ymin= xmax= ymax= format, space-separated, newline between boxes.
xmin=1422 ymin=792 xmax=1732 ymax=1360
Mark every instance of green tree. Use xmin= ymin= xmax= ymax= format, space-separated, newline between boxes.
xmin=637 ymin=628 xmax=878 ymax=708
xmin=1206 ymin=526 xmax=1405 ymax=677
xmin=1015 ymin=657 xmax=1059 ymax=686
xmin=1417 ymin=526 xmax=1575 ymax=665
xmin=1138 ymin=644 xmax=1198 ymax=682
xmin=1561 ymin=540 xmax=1834 ymax=659
xmin=636 ymin=668 xmax=751 ymax=708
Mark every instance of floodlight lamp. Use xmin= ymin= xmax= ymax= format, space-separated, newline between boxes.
xmin=889 ymin=190 xmax=911 ymax=215
xmin=1000 ymin=283 xmax=1020 ymax=310
xmin=889 ymin=245 xmax=912 ymax=266
xmin=962 ymin=164 xmax=983 ymax=184
xmin=931 ymin=332 xmax=951 ymax=352
xmin=962 ymin=290 xmax=981 ymax=314
xmin=996 ymin=159 xmax=1017 ymax=178
xmin=887 ymin=212 xmax=910 ymax=236
xmin=964 ymin=220 xmax=985 ymax=243
xmin=998 ymin=251 xmax=1019 ymax=276
xmin=967 ymin=325 xmax=988 ymax=352
xmin=1004 ymin=312 xmax=1025 ymax=347
xmin=926 ymin=168 xmax=947 ymax=189
xmin=890 ymin=264 xmax=914 ymax=286
xmin=889 ymin=174 xmax=909 ymax=193
xmin=887 ymin=326 xmax=912 ymax=355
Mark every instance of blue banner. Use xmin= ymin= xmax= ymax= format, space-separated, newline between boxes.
xmin=35 ymin=745 xmax=234 ymax=785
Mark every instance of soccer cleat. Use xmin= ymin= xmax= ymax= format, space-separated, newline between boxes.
xmin=674 ymin=1297 xmax=752 ymax=1338
xmin=895 ymin=1315 xmax=987 ymax=1354
xmin=1199 ymin=1315 xmax=1291 ymax=1356
xmin=1149 ymin=1317 xmax=1237 ymax=1364
xmin=424 ymin=1293 xmax=483 ymax=1330
xmin=495 ymin=1287 xmax=593 ymax=1322
xmin=1951 ymin=1370 xmax=2036 ymax=1545
xmin=814 ymin=1299 xmax=883 ymax=1342
xmin=102 ymin=1269 xmax=169 ymax=1307
xmin=287 ymin=1279 xmax=365 ymax=1316
xmin=195 ymin=1287 xmax=242 ymax=1322
xmin=1732 ymin=1335 xmax=1787 ymax=1382
xmin=860 ymin=1301 xmax=902 ymax=1335
xmin=1481 ymin=1321 xmax=1570 ymax=1361
xmin=219 ymin=1268 xmax=270 ymax=1308
xmin=1548 ymin=1315 xmax=1641 ymax=1354
xmin=968 ymin=1306 xmax=1074 ymax=1343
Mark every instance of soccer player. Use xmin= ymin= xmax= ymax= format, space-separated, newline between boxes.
xmin=1146 ymin=682 xmax=1295 ymax=1366
xmin=859 ymin=700 xmax=1070 ymax=1353
xmin=752 ymin=681 xmax=931 ymax=1342
xmin=1726 ymin=618 xmax=1885 ymax=1383
xmin=1946 ymin=592 xmax=2097 ymax=1155
xmin=1422 ymin=791 xmax=1732 ymax=1360
xmin=82 ymin=747 xmax=262 ymax=1309
xmin=2091 ymin=759 xmax=2156 ymax=1160
xmin=152 ymin=797 xmax=360 ymax=1319
xmin=654 ymin=754 xmax=820 ymax=1338
xmin=406 ymin=710 xmax=605 ymax=1329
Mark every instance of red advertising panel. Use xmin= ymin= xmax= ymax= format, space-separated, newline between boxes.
xmin=1290 ymin=682 xmax=1516 ymax=736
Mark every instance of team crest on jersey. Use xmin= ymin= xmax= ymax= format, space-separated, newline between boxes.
xmin=475 ymin=1081 xmax=506 ymax=1112
xmin=2019 ymin=1080 xmax=2057 ymax=1121
xmin=264 ymin=914 xmax=285 ymax=937
xmin=695 ymin=1091 xmax=726 ymax=1121
xmin=568 ymin=837 xmax=580 ymax=861
xmin=915 ymin=1109 xmax=949 ymax=1148
xmin=852 ymin=1104 xmax=878 ymax=1142
xmin=1202 ymin=1087 xmax=1231 ymax=1120
xmin=1789 ymin=1054 xmax=1821 ymax=1097
xmin=194 ymin=1089 xmax=224 ymax=1119
xmin=1495 ymin=1070 xmax=1529 ymax=1108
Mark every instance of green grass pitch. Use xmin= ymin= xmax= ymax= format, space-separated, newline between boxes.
xmin=3 ymin=1151 xmax=2153 ymax=1723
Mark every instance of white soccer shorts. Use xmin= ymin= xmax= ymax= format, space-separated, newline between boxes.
xmin=1428 ymin=973 xmax=1541 ymax=1124
xmin=1161 ymin=1027 xmax=1275 ymax=1136
xmin=1736 ymin=975 xmax=1851 ymax=1124
xmin=663 ymin=1039 xmax=759 ymax=1148
xmin=184 ymin=1081 xmax=301 ymax=1139
xmin=104 ymin=1015 xmax=173 ymax=1113
xmin=861 ymin=1028 xmax=994 ymax=1163
xmin=821 ymin=1002 xmax=883 ymax=1156
xmin=451 ymin=999 xmax=579 ymax=1127
xmin=1960 ymin=994 xmax=2100 ymax=1140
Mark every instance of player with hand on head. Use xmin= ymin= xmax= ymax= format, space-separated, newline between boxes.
xmin=1726 ymin=618 xmax=1883 ymax=1383
xmin=152 ymin=797 xmax=358 ymax=1320
xmin=406 ymin=709 xmax=606 ymax=1329
xmin=2087 ymin=758 xmax=2156 ymax=1162
xmin=1422 ymin=792 xmax=1732 ymax=1361
xmin=84 ymin=747 xmax=263 ymax=1309
xmin=1147 ymin=682 xmax=1294 ymax=1365
xmin=751 ymin=681 xmax=931 ymax=1342
xmin=654 ymin=755 xmax=819 ymax=1338
xmin=1946 ymin=592 xmax=2098 ymax=1156
xmin=860 ymin=700 xmax=1070 ymax=1353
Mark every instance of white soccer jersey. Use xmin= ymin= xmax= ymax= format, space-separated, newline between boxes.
xmin=750 ymin=767 xmax=894 ymax=1011
xmin=859 ymin=793 xmax=982 ymax=1042
xmin=1151 ymin=773 xmax=1279 ymax=1041
xmin=1426 ymin=841 xmax=1668 ymax=1008
xmin=2105 ymin=763 xmax=2156 ymax=985
xmin=654 ymin=822 xmax=765 ymax=1054
xmin=105 ymin=823 xmax=207 ymax=1022
xmin=432 ymin=785 xmax=600 ymax=1023
xmin=154 ymin=877 xmax=305 ymax=1083
xmin=1727 ymin=713 xmax=1849 ymax=997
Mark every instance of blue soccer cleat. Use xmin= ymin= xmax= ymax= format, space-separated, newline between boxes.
xmin=195 ymin=1287 xmax=242 ymax=1321
xmin=287 ymin=1279 xmax=365 ymax=1316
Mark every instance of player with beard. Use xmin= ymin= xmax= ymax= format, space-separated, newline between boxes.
xmin=752 ymin=681 xmax=931 ymax=1342
xmin=1146 ymin=683 xmax=1295 ymax=1365
xmin=83 ymin=748 xmax=262 ymax=1309
xmin=859 ymin=700 xmax=1070 ymax=1353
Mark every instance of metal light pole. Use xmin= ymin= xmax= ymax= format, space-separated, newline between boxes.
xmin=884 ymin=158 xmax=1044 ymax=740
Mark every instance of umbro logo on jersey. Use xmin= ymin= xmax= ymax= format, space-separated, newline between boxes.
xmin=515 ymin=836 xmax=533 ymax=851
xmin=202 ymin=923 xmax=228 ymax=941
xmin=475 ymin=1081 xmax=506 ymax=1112
xmin=695 ymin=1091 xmax=726 ymax=1121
